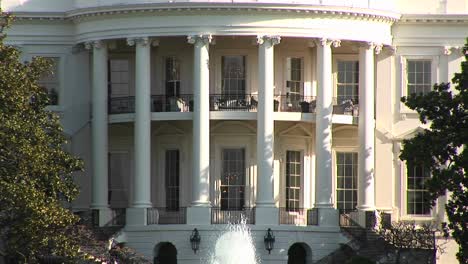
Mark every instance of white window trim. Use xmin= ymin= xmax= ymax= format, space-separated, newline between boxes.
xmin=399 ymin=160 xmax=437 ymax=221
xmin=27 ymin=53 xmax=66 ymax=110
xmin=213 ymin=137 xmax=253 ymax=208
xmin=332 ymin=147 xmax=359 ymax=211
xmin=333 ymin=54 xmax=359 ymax=103
xmin=213 ymin=49 xmax=252 ymax=95
xmin=399 ymin=55 xmax=439 ymax=114
xmin=281 ymin=51 xmax=312 ymax=97
xmin=281 ymin=148 xmax=305 ymax=209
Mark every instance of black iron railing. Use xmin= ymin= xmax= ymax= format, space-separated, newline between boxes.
xmin=151 ymin=94 xmax=193 ymax=112
xmin=332 ymin=97 xmax=359 ymax=116
xmin=109 ymin=96 xmax=135 ymax=114
xmin=147 ymin=207 xmax=187 ymax=225
xmin=210 ymin=94 xmax=258 ymax=112
xmin=211 ymin=207 xmax=255 ymax=224
xmin=339 ymin=210 xmax=360 ymax=227
xmin=274 ymin=95 xmax=316 ymax=113
xmin=279 ymin=208 xmax=318 ymax=225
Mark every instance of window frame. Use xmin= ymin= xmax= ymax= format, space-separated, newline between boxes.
xmin=220 ymin=148 xmax=246 ymax=211
xmin=333 ymin=55 xmax=359 ymax=107
xmin=29 ymin=54 xmax=65 ymax=108
xmin=285 ymin=150 xmax=303 ymax=211
xmin=213 ymin=49 xmax=252 ymax=95
xmin=399 ymin=55 xmax=439 ymax=113
xmin=334 ymin=151 xmax=359 ymax=213
xmin=165 ymin=149 xmax=180 ymax=211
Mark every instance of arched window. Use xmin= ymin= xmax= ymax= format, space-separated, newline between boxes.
xmin=154 ymin=242 xmax=177 ymax=264
xmin=288 ymin=243 xmax=307 ymax=264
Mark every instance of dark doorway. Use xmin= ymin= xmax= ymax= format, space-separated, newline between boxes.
xmin=154 ymin=242 xmax=177 ymax=264
xmin=288 ymin=243 xmax=307 ymax=264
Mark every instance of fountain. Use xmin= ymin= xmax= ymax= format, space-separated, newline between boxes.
xmin=209 ymin=220 xmax=259 ymax=264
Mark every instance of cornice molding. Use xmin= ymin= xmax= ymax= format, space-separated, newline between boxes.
xmin=399 ymin=14 xmax=468 ymax=24
xmin=12 ymin=3 xmax=400 ymax=24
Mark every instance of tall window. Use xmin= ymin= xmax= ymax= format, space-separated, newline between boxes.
xmin=286 ymin=57 xmax=304 ymax=107
xmin=108 ymin=152 xmax=129 ymax=208
xmin=407 ymin=163 xmax=431 ymax=215
xmin=337 ymin=61 xmax=359 ymax=104
xmin=37 ymin=57 xmax=59 ymax=105
xmin=286 ymin=151 xmax=302 ymax=210
xmin=336 ymin=152 xmax=358 ymax=213
xmin=109 ymin=59 xmax=130 ymax=97
xmin=165 ymin=57 xmax=181 ymax=97
xmin=222 ymin=56 xmax=246 ymax=98
xmin=221 ymin=149 xmax=245 ymax=210
xmin=407 ymin=60 xmax=432 ymax=95
xmin=165 ymin=150 xmax=180 ymax=211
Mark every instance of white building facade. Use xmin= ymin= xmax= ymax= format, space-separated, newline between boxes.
xmin=2 ymin=0 xmax=467 ymax=263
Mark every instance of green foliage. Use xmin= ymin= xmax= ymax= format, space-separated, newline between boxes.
xmin=400 ymin=38 xmax=468 ymax=263
xmin=0 ymin=11 xmax=85 ymax=262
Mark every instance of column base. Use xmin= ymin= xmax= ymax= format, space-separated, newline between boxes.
xmin=356 ymin=208 xmax=377 ymax=228
xmin=317 ymin=207 xmax=339 ymax=227
xmin=255 ymin=206 xmax=279 ymax=225
xmin=126 ymin=207 xmax=148 ymax=226
xmin=187 ymin=206 xmax=211 ymax=225
xmin=91 ymin=207 xmax=112 ymax=227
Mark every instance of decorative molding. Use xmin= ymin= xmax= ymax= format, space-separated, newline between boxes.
xmin=399 ymin=15 xmax=468 ymax=24
xmin=84 ymin=40 xmax=103 ymax=50
xmin=374 ymin=43 xmax=383 ymax=54
xmin=126 ymin=37 xmax=150 ymax=46
xmin=314 ymin=38 xmax=341 ymax=47
xmin=443 ymin=45 xmax=462 ymax=56
xmin=6 ymin=4 xmax=399 ymax=23
xmin=187 ymin=34 xmax=212 ymax=45
xmin=256 ymin=35 xmax=281 ymax=46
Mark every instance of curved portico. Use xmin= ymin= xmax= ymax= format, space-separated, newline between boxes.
xmin=86 ymin=27 xmax=389 ymax=228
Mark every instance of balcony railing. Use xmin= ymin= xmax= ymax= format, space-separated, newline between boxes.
xmin=275 ymin=95 xmax=316 ymax=113
xmin=333 ymin=97 xmax=359 ymax=116
xmin=109 ymin=96 xmax=135 ymax=114
xmin=147 ymin=207 xmax=187 ymax=225
xmin=92 ymin=208 xmax=126 ymax=226
xmin=152 ymin=94 xmax=193 ymax=112
xmin=279 ymin=208 xmax=318 ymax=225
xmin=210 ymin=94 xmax=258 ymax=112
xmin=211 ymin=207 xmax=255 ymax=224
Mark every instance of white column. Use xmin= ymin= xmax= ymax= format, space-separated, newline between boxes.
xmin=315 ymin=38 xmax=340 ymax=226
xmin=187 ymin=35 xmax=211 ymax=224
xmin=256 ymin=35 xmax=280 ymax=225
xmin=125 ymin=37 xmax=153 ymax=225
xmin=357 ymin=42 xmax=378 ymax=213
xmin=87 ymin=40 xmax=111 ymax=226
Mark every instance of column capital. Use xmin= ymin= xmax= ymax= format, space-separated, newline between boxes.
xmin=85 ymin=40 xmax=105 ymax=50
xmin=256 ymin=35 xmax=281 ymax=46
xmin=314 ymin=38 xmax=340 ymax=48
xmin=187 ymin=34 xmax=212 ymax=46
xmin=443 ymin=45 xmax=463 ymax=56
xmin=127 ymin=37 xmax=152 ymax=47
xmin=361 ymin=42 xmax=383 ymax=54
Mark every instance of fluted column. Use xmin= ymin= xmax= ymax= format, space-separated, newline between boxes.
xmin=187 ymin=35 xmax=212 ymax=224
xmin=87 ymin=40 xmax=111 ymax=226
xmin=357 ymin=42 xmax=379 ymax=213
xmin=256 ymin=35 xmax=280 ymax=225
xmin=315 ymin=38 xmax=340 ymax=226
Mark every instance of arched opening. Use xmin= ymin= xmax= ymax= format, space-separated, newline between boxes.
xmin=154 ymin=242 xmax=177 ymax=264
xmin=288 ymin=243 xmax=311 ymax=264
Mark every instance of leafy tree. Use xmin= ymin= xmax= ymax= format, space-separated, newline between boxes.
xmin=377 ymin=219 xmax=442 ymax=264
xmin=400 ymin=39 xmax=468 ymax=263
xmin=0 ymin=12 xmax=85 ymax=262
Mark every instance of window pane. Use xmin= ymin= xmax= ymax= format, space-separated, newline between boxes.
xmin=221 ymin=149 xmax=245 ymax=210
xmin=336 ymin=152 xmax=358 ymax=212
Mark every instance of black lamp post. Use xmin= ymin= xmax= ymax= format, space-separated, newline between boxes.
xmin=264 ymin=228 xmax=275 ymax=254
xmin=190 ymin=228 xmax=201 ymax=254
